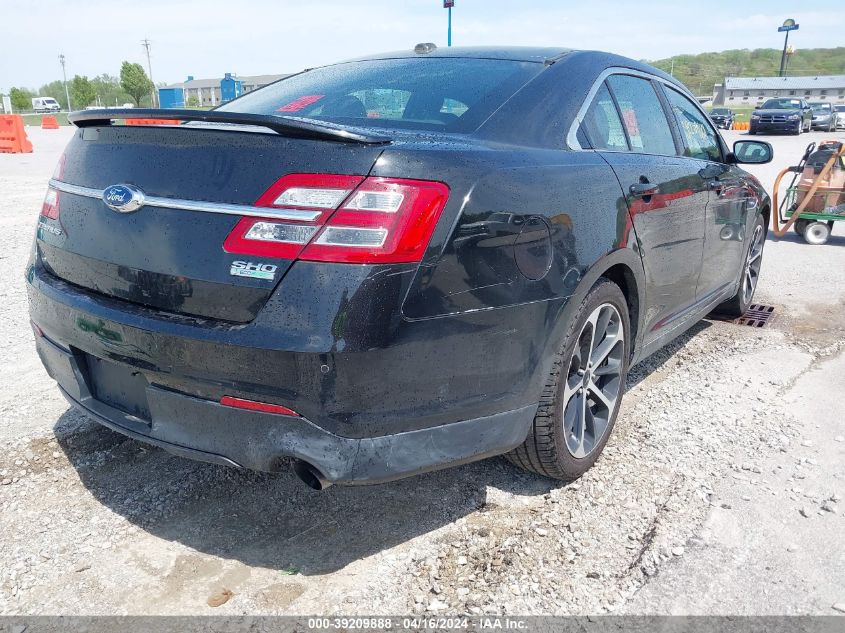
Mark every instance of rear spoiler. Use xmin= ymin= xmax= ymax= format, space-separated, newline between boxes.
xmin=67 ymin=108 xmax=392 ymax=145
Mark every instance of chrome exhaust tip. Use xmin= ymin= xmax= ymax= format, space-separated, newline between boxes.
xmin=293 ymin=460 xmax=332 ymax=491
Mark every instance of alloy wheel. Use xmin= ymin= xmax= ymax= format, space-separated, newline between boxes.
xmin=562 ymin=303 xmax=625 ymax=458
xmin=742 ymin=223 xmax=765 ymax=304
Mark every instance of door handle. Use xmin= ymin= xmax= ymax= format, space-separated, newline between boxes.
xmin=629 ymin=182 xmax=658 ymax=197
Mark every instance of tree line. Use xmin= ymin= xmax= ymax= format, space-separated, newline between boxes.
xmin=648 ymin=46 xmax=845 ymax=97
xmin=4 ymin=62 xmax=155 ymax=112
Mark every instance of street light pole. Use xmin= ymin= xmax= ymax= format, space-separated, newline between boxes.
xmin=59 ymin=53 xmax=72 ymax=112
xmin=141 ymin=38 xmax=158 ymax=107
xmin=777 ymin=19 xmax=799 ymax=77
xmin=444 ymin=0 xmax=454 ymax=47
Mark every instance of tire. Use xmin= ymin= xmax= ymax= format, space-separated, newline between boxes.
xmin=794 ymin=219 xmax=810 ymax=236
xmin=714 ymin=214 xmax=766 ymax=318
xmin=794 ymin=122 xmax=802 ymax=135
xmin=506 ymin=278 xmax=630 ymax=482
xmin=803 ymin=221 xmax=831 ymax=245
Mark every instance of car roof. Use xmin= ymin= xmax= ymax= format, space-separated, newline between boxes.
xmin=336 ymin=46 xmax=679 ymax=86
xmin=340 ymin=46 xmax=572 ymax=64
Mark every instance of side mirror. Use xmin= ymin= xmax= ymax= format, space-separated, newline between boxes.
xmin=731 ymin=140 xmax=773 ymax=165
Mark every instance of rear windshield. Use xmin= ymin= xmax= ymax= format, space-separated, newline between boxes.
xmin=216 ymin=57 xmax=542 ymax=133
xmin=711 ymin=109 xmax=729 ymax=114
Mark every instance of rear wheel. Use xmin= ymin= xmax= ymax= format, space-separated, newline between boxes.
xmin=506 ymin=279 xmax=629 ymax=482
xmin=803 ymin=221 xmax=831 ymax=245
xmin=715 ymin=214 xmax=765 ymax=317
xmin=794 ymin=218 xmax=810 ymax=236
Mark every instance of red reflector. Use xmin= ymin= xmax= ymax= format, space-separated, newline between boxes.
xmin=220 ymin=395 xmax=299 ymax=417
xmin=30 ymin=321 xmax=44 ymax=337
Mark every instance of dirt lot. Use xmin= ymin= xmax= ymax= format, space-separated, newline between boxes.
xmin=1 ymin=126 xmax=844 ymax=616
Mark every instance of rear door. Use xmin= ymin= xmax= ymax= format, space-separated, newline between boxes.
xmin=584 ymin=73 xmax=707 ymax=339
xmin=661 ymin=85 xmax=749 ymax=301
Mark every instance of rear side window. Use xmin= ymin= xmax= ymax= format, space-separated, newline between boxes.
xmin=217 ymin=58 xmax=542 ymax=133
xmin=664 ymin=87 xmax=722 ymax=162
xmin=606 ymin=75 xmax=676 ymax=156
xmin=580 ymin=83 xmax=628 ymax=151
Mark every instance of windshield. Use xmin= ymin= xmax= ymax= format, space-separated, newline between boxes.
xmin=710 ymin=109 xmax=729 ymax=115
xmin=760 ymin=98 xmax=802 ymax=110
xmin=810 ymin=103 xmax=830 ymax=112
xmin=217 ymin=57 xmax=543 ymax=133
xmin=835 ymin=105 xmax=845 ymax=112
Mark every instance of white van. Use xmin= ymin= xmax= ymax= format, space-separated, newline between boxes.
xmin=32 ymin=97 xmax=61 ymax=113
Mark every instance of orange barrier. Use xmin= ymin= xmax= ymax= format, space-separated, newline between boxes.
xmin=123 ymin=118 xmax=181 ymax=126
xmin=732 ymin=122 xmax=750 ymax=131
xmin=0 ymin=115 xmax=33 ymax=153
xmin=41 ymin=115 xmax=60 ymax=129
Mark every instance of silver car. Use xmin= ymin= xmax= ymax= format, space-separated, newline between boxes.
xmin=810 ymin=102 xmax=836 ymax=132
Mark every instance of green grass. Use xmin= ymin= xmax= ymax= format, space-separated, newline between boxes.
xmin=21 ymin=113 xmax=70 ymax=126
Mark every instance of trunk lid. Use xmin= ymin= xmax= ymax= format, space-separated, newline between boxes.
xmin=39 ymin=123 xmax=385 ymax=322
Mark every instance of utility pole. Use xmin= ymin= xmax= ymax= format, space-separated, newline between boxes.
xmin=58 ymin=53 xmax=72 ymax=112
xmin=670 ymin=59 xmax=674 ymax=76
xmin=141 ymin=38 xmax=158 ymax=107
xmin=444 ymin=0 xmax=454 ymax=47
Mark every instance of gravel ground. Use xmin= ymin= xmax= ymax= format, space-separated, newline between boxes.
xmin=0 ymin=126 xmax=843 ymax=616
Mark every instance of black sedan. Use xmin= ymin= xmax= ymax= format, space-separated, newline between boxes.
xmin=709 ymin=107 xmax=734 ymax=129
xmin=27 ymin=46 xmax=772 ymax=489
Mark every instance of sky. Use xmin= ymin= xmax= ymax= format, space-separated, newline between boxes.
xmin=1 ymin=0 xmax=842 ymax=91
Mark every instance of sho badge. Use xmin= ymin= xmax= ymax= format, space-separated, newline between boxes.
xmin=230 ymin=260 xmax=278 ymax=281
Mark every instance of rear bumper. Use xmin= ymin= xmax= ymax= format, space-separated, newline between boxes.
xmin=37 ymin=331 xmax=533 ymax=483
xmin=27 ymin=261 xmax=544 ymax=483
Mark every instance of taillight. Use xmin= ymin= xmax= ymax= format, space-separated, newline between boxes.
xmin=41 ymin=154 xmax=66 ymax=220
xmin=224 ymin=174 xmax=449 ymax=264
xmin=223 ymin=173 xmax=364 ymax=259
xmin=41 ymin=187 xmax=60 ymax=219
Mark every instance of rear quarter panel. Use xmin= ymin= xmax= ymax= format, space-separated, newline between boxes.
xmin=370 ymin=142 xmax=641 ymax=414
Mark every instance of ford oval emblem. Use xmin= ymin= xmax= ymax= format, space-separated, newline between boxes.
xmin=102 ymin=184 xmax=145 ymax=213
